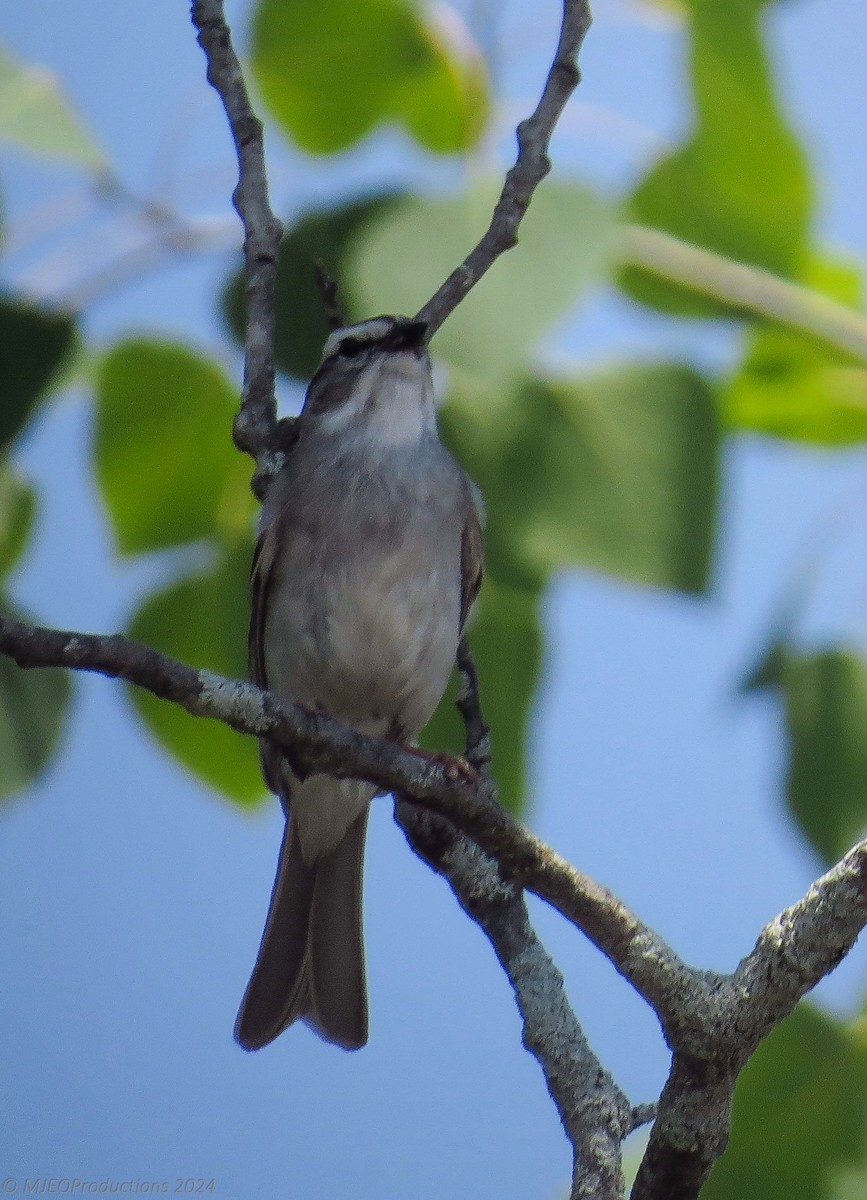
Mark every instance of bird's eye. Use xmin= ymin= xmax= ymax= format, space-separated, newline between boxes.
xmin=338 ymin=337 xmax=363 ymax=358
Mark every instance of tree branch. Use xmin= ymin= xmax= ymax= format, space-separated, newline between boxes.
xmin=0 ymin=612 xmax=690 ymax=1029
xmin=191 ymin=0 xmax=283 ymax=488
xmin=414 ymin=0 xmax=592 ymax=339
xmin=631 ymin=843 xmax=867 ymax=1200
xmin=8 ymin=609 xmax=867 ymax=1200
xmin=398 ymin=805 xmax=637 ymax=1200
xmin=4 ymin=611 xmax=867 ymax=1195
xmin=620 ymin=223 xmax=867 ymax=365
xmin=399 ymin=635 xmax=639 ymax=1199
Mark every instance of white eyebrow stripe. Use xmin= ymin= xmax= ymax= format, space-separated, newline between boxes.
xmin=322 ymin=318 xmax=395 ymax=360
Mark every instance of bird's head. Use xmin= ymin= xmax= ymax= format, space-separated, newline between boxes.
xmin=301 ymin=316 xmax=435 ymax=445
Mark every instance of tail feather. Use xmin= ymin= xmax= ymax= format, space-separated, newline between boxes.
xmin=235 ymin=809 xmax=369 ymax=1052
xmin=307 ymin=809 xmax=368 ymax=1049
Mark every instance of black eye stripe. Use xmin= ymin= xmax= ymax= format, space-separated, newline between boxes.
xmin=338 ymin=337 xmax=364 ymax=358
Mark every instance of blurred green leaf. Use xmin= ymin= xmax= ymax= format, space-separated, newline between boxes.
xmin=0 ymin=602 xmax=72 ymax=802
xmin=252 ymin=0 xmax=488 ymax=155
xmin=350 ymin=181 xmax=616 ymax=378
xmin=127 ymin=540 xmax=263 ymax=805
xmin=0 ymin=295 xmax=76 ymax=450
xmin=442 ymin=364 xmax=719 ymax=594
xmin=421 ymin=580 xmax=542 ymax=815
xmin=94 ymin=339 xmax=253 ymax=556
xmin=0 ymin=465 xmax=35 ymax=578
xmin=621 ymin=0 xmax=811 ymax=314
xmin=222 ymin=195 xmax=402 ymax=382
xmin=724 ymin=259 xmax=867 ymax=445
xmin=703 ymin=1004 xmax=867 ymax=1200
xmin=776 ymin=649 xmax=867 ymax=864
xmin=0 ymin=45 xmax=104 ymax=166
xmin=829 ymin=1160 xmax=867 ymax=1200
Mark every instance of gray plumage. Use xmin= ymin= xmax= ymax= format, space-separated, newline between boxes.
xmin=235 ymin=316 xmax=483 ymax=1052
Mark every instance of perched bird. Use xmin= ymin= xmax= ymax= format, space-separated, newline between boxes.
xmin=235 ymin=315 xmax=484 ymax=1051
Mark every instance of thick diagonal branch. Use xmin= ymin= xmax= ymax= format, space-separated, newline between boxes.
xmin=0 ymin=611 xmax=691 ymax=1029
xmin=7 ymin=610 xmax=867 ymax=1199
xmin=415 ymin=0 xmax=592 ymax=338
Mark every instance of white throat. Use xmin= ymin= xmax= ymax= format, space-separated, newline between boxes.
xmin=316 ymin=357 xmax=436 ymax=447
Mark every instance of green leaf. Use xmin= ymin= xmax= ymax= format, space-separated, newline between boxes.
xmin=0 ymin=45 xmax=104 ymax=166
xmin=0 ymin=465 xmax=35 ymax=578
xmin=94 ymin=339 xmax=253 ymax=555
xmin=775 ymin=649 xmax=867 ymax=864
xmin=724 ymin=259 xmax=867 ymax=445
xmin=621 ymin=0 xmax=811 ymax=314
xmin=222 ymin=195 xmax=402 ymax=382
xmin=702 ymin=1004 xmax=867 ymax=1200
xmin=442 ymin=365 xmax=720 ymax=594
xmin=251 ymin=0 xmax=488 ymax=155
xmin=350 ymin=181 xmax=617 ymax=378
xmin=0 ymin=295 xmax=76 ymax=450
xmin=126 ymin=541 xmax=263 ymax=805
xmin=0 ymin=602 xmax=72 ymax=802
xmin=420 ymin=580 xmax=542 ymax=816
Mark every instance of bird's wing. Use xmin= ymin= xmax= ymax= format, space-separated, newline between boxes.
xmin=248 ymin=514 xmax=286 ymax=796
xmin=459 ymin=501 xmax=484 ymax=633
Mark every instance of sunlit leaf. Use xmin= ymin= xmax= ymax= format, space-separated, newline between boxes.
xmin=252 ymin=0 xmax=488 ymax=155
xmin=0 ymin=601 xmax=72 ymax=802
xmin=0 ymin=295 xmax=76 ymax=450
xmin=222 ymin=195 xmax=402 ymax=382
xmin=702 ymin=1004 xmax=867 ymax=1200
xmin=94 ymin=339 xmax=253 ymax=555
xmin=0 ymin=465 xmax=35 ymax=578
xmin=126 ymin=541 xmax=263 ymax=806
xmin=0 ymin=45 xmax=104 ymax=166
xmin=442 ymin=365 xmax=719 ymax=594
xmin=350 ymin=181 xmax=616 ymax=378
xmin=420 ymin=580 xmax=542 ymax=815
xmin=621 ymin=0 xmax=811 ymax=314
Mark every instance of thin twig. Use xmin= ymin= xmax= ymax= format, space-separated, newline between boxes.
xmin=414 ymin=0 xmax=592 ymax=339
xmin=456 ymin=634 xmax=492 ymax=775
xmin=315 ymin=263 xmax=346 ymax=331
xmin=191 ymin=0 xmax=283 ymax=481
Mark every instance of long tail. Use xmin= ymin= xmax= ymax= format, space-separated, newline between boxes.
xmin=235 ymin=807 xmax=369 ymax=1051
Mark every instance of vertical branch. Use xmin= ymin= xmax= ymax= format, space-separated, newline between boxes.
xmin=191 ymin=0 xmax=283 ymax=487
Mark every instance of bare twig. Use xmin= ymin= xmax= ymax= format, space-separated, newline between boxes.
xmin=456 ymin=634 xmax=492 ymax=775
xmin=415 ymin=0 xmax=592 ymax=339
xmin=315 ymin=263 xmax=346 ymax=331
xmin=191 ymin=0 xmax=283 ymax=483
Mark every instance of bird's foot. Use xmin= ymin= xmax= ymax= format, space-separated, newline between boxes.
xmin=400 ymin=745 xmax=479 ymax=787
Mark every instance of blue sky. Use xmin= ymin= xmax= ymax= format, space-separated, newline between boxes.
xmin=2 ymin=1 xmax=867 ymax=1196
